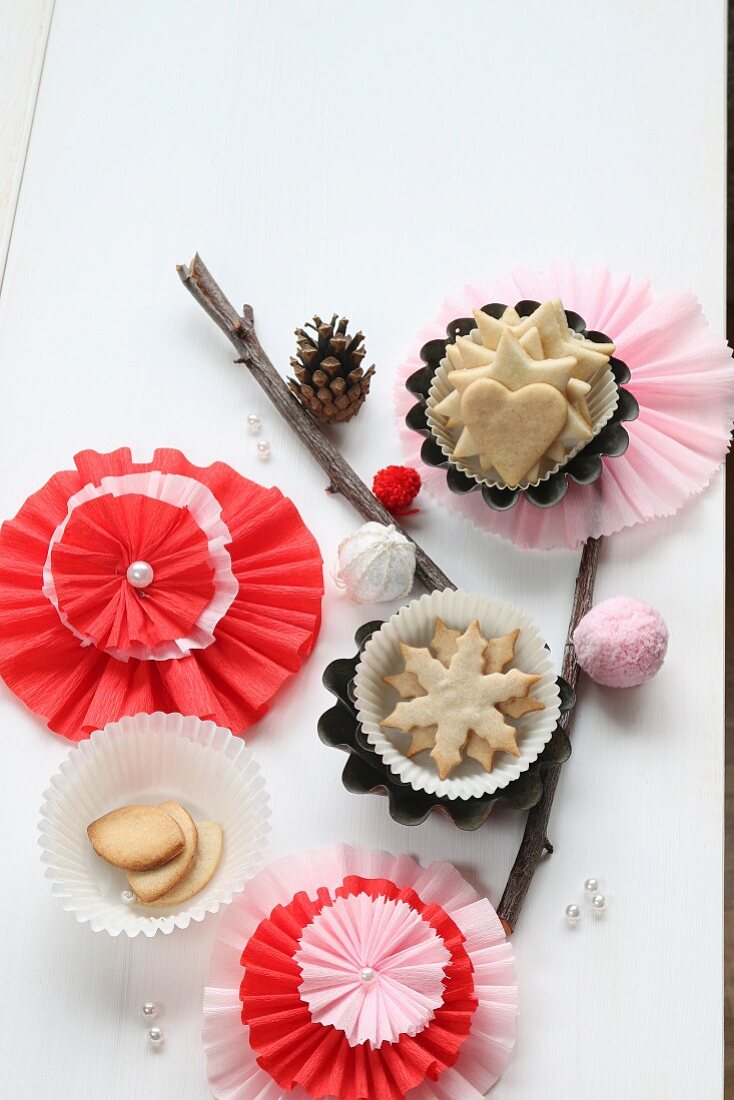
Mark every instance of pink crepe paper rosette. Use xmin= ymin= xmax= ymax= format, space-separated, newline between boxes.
xmin=0 ymin=448 xmax=323 ymax=739
xmin=203 ymin=844 xmax=518 ymax=1100
xmin=395 ymin=263 xmax=734 ymax=550
xmin=296 ymin=891 xmax=452 ymax=1048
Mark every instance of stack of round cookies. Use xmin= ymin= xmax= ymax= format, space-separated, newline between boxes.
xmin=87 ymin=801 xmax=223 ymax=905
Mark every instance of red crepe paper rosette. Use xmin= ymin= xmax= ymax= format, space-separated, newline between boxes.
xmin=203 ymin=845 xmax=518 ymax=1099
xmin=0 ymin=448 xmax=323 ymax=739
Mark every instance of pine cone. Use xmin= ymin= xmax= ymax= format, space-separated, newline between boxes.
xmin=289 ymin=315 xmax=376 ymax=424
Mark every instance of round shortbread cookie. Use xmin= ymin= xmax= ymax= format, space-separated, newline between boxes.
xmin=87 ymin=804 xmax=185 ymax=871
xmin=127 ymin=802 xmax=198 ymax=903
xmin=142 ymin=822 xmax=223 ymax=907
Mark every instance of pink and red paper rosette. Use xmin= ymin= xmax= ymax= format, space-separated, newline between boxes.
xmin=203 ymin=845 xmax=518 ymax=1099
xmin=396 ymin=263 xmax=734 ymax=550
xmin=0 ymin=448 xmax=323 ymax=739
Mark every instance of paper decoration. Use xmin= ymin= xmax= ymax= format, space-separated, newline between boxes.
xmin=0 ymin=448 xmax=323 ymax=739
xmin=295 ymin=891 xmax=451 ymax=1048
xmin=203 ymin=844 xmax=518 ymax=1099
xmin=396 ymin=263 xmax=734 ymax=549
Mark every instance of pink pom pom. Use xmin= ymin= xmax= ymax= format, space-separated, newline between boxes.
xmin=573 ymin=596 xmax=668 ymax=688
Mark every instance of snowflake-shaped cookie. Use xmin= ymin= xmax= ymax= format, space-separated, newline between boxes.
xmin=381 ymin=620 xmax=541 ymax=779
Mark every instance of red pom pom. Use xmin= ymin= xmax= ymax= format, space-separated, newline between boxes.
xmin=372 ymin=465 xmax=422 ymax=515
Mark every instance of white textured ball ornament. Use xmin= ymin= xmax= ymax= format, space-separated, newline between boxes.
xmin=335 ymin=522 xmax=416 ymax=604
xmin=565 ymin=903 xmax=581 ymax=925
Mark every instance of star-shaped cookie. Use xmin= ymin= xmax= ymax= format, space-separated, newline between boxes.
xmin=472 ymin=301 xmax=615 ymax=384
xmin=470 ymin=308 xmax=520 ymax=350
xmin=505 ymin=300 xmax=614 ymax=385
xmin=447 ymin=330 xmax=577 ymax=394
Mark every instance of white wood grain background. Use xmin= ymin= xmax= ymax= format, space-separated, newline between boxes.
xmin=0 ymin=2 xmax=726 ymax=1097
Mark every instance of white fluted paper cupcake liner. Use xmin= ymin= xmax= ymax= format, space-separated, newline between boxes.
xmin=426 ymin=343 xmax=619 ymax=490
xmin=354 ymin=590 xmax=561 ymax=800
xmin=38 ymin=712 xmax=270 ymax=937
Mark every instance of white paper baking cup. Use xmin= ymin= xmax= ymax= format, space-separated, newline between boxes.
xmin=354 ymin=590 xmax=561 ymax=800
xmin=38 ymin=712 xmax=271 ymax=937
xmin=426 ymin=335 xmax=619 ymax=490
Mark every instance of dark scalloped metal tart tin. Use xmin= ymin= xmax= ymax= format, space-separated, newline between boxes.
xmin=405 ymin=300 xmax=639 ymax=511
xmin=318 ymin=621 xmax=575 ymax=831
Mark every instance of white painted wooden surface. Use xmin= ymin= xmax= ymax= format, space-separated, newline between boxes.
xmin=0 ymin=0 xmax=54 ymax=283
xmin=0 ymin=1 xmax=725 ymax=1097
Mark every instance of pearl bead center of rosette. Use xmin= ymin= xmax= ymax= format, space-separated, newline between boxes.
xmin=41 ymin=472 xmax=238 ymax=662
xmin=126 ymin=560 xmax=154 ymax=589
xmin=295 ymin=892 xmax=451 ymax=1049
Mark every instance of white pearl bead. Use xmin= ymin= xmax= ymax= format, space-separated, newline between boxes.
xmin=247 ymin=413 xmax=261 ymax=434
xmin=142 ymin=1001 xmax=159 ymax=1019
xmin=147 ymin=1026 xmax=164 ymax=1047
xmin=120 ymin=889 xmax=135 ymax=904
xmin=360 ymin=967 xmax=376 ymax=984
xmin=257 ymin=440 xmax=271 ymax=460
xmin=591 ymin=893 xmax=607 ymax=913
xmin=565 ymin=903 xmax=581 ymax=924
xmin=584 ymin=878 xmax=600 ymax=894
xmin=126 ymin=560 xmax=154 ymax=589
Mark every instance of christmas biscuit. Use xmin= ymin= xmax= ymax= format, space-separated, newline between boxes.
xmin=381 ymin=620 xmax=541 ymax=780
xmin=127 ymin=801 xmax=199 ymax=903
xmin=87 ymin=804 xmax=185 ymax=871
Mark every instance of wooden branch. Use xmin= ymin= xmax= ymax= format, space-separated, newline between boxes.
xmin=497 ymin=535 xmax=602 ymax=932
xmin=177 ymin=254 xmax=601 ymax=932
xmin=177 ymin=254 xmax=454 ymax=594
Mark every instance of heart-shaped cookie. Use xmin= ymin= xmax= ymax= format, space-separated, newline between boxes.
xmin=460 ymin=379 xmax=567 ymax=486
